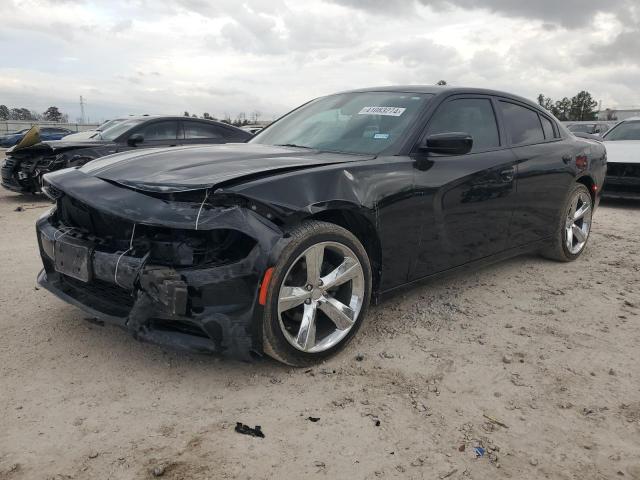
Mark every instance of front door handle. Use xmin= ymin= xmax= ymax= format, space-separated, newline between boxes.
xmin=500 ymin=168 xmax=515 ymax=182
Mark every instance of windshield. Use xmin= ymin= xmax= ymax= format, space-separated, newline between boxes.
xmin=99 ymin=119 xmax=145 ymax=141
xmin=97 ymin=118 xmax=125 ymax=132
xmin=251 ymin=92 xmax=433 ymax=155
xmin=604 ymin=121 xmax=640 ymax=141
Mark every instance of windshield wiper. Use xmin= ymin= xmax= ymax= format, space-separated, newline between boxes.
xmin=275 ymin=143 xmax=313 ymax=149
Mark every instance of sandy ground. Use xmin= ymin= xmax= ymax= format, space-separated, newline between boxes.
xmin=1 ymin=148 xmax=639 ymax=480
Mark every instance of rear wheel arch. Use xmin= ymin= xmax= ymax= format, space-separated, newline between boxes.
xmin=576 ymin=175 xmax=596 ymax=203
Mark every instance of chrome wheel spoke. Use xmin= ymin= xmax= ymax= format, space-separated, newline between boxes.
xmin=566 ymin=226 xmax=574 ymax=247
xmin=567 ymin=197 xmax=578 ymax=220
xmin=572 ymin=225 xmax=587 ymax=243
xmin=564 ymin=190 xmax=592 ymax=255
xmin=305 ymin=244 xmax=324 ymax=285
xmin=277 ymin=241 xmax=365 ymax=353
xmin=321 ymin=256 xmax=361 ymax=290
xmin=574 ymin=203 xmax=590 ymax=221
xmin=296 ymin=303 xmax=317 ymax=350
xmin=279 ymin=286 xmax=309 ymax=312
xmin=319 ymin=297 xmax=355 ymax=330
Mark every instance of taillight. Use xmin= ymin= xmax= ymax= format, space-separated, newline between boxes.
xmin=576 ymin=155 xmax=588 ymax=170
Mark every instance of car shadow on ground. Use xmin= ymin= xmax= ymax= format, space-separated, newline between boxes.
xmin=42 ymin=251 xmax=542 ymax=375
xmin=600 ymin=197 xmax=640 ymax=209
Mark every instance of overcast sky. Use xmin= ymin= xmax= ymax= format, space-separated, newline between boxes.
xmin=0 ymin=0 xmax=638 ymax=123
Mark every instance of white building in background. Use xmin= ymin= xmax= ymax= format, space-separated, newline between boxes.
xmin=598 ymin=108 xmax=640 ymax=121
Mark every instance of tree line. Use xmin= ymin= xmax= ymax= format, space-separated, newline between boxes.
xmin=537 ymin=91 xmax=599 ymax=121
xmin=183 ymin=110 xmax=262 ymax=126
xmin=0 ymin=105 xmax=68 ymax=123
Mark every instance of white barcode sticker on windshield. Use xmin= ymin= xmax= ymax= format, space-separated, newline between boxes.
xmin=358 ymin=106 xmax=406 ymax=116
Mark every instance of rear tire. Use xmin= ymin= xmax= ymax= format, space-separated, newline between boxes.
xmin=541 ymin=183 xmax=593 ymax=262
xmin=262 ymin=221 xmax=372 ymax=367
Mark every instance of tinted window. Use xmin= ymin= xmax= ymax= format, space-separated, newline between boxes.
xmin=500 ymin=102 xmax=545 ymax=145
xmin=139 ymin=121 xmax=178 ymax=141
xmin=183 ymin=121 xmax=224 ymax=139
xmin=604 ymin=121 xmax=640 ymax=141
xmin=427 ymin=98 xmax=500 ymax=152
xmin=540 ymin=116 xmax=555 ymax=139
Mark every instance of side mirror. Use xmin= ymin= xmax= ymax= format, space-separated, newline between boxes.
xmin=422 ymin=132 xmax=473 ymax=155
xmin=127 ymin=133 xmax=144 ymax=147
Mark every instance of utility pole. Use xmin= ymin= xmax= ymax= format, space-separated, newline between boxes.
xmin=79 ymin=95 xmax=86 ymax=124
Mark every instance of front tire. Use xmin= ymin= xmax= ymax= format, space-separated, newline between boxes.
xmin=541 ymin=183 xmax=593 ymax=262
xmin=262 ymin=221 xmax=372 ymax=366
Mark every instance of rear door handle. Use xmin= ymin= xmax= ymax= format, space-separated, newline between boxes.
xmin=562 ymin=155 xmax=572 ymax=164
xmin=500 ymin=168 xmax=515 ymax=182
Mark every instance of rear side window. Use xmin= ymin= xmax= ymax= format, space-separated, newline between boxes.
xmin=427 ymin=98 xmax=500 ymax=152
xmin=500 ymin=102 xmax=545 ymax=146
xmin=183 ymin=121 xmax=224 ymax=139
xmin=139 ymin=121 xmax=178 ymax=141
xmin=540 ymin=115 xmax=556 ymax=139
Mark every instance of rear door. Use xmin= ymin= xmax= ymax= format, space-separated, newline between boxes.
xmin=497 ymin=100 xmax=575 ymax=246
xmin=180 ymin=120 xmax=239 ymax=145
xmin=410 ymin=95 xmax=518 ymax=278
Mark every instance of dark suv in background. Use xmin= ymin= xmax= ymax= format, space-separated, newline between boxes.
xmin=1 ymin=116 xmax=252 ymax=193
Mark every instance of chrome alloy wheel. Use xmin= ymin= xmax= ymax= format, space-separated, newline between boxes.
xmin=277 ymin=241 xmax=365 ymax=353
xmin=565 ymin=190 xmax=592 ymax=255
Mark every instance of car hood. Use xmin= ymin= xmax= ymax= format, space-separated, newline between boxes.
xmin=7 ymin=139 xmax=112 ymax=155
xmin=80 ymin=143 xmax=372 ymax=193
xmin=62 ymin=131 xmax=99 ymax=141
xmin=604 ymin=140 xmax=640 ymax=164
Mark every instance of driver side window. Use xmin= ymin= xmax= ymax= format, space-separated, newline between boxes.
xmin=428 ymin=98 xmax=500 ymax=152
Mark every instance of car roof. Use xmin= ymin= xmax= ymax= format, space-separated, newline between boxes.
xmin=116 ymin=115 xmax=247 ymax=131
xmin=336 ymin=85 xmax=543 ymax=110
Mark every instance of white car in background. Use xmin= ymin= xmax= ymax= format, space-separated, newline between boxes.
xmin=602 ymin=117 xmax=640 ymax=200
xmin=61 ymin=118 xmax=127 ymax=141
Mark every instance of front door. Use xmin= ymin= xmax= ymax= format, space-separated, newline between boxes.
xmin=410 ymin=95 xmax=518 ymax=279
xmin=133 ymin=120 xmax=181 ymax=149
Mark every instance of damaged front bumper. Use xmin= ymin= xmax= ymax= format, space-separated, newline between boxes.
xmin=35 ymin=189 xmax=283 ymax=359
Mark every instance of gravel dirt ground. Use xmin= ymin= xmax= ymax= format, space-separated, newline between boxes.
xmin=1 ymin=148 xmax=639 ymax=480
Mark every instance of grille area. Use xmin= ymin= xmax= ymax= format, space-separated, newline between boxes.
xmin=58 ymin=195 xmax=134 ymax=250
xmin=607 ymin=163 xmax=640 ymax=178
xmin=60 ymin=274 xmax=135 ymax=317
xmin=56 ymin=195 xmax=257 ymax=267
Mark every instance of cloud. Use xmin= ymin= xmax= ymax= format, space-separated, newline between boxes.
xmin=0 ymin=0 xmax=638 ymax=123
xmin=330 ymin=0 xmax=636 ymax=28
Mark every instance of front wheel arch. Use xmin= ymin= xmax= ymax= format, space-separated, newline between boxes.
xmin=301 ymin=207 xmax=382 ymax=294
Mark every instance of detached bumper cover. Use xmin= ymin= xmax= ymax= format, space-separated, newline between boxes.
xmin=36 ymin=196 xmax=283 ymax=359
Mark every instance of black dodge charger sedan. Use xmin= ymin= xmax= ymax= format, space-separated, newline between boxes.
xmin=35 ymin=86 xmax=606 ymax=365
xmin=1 ymin=115 xmax=251 ymax=193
